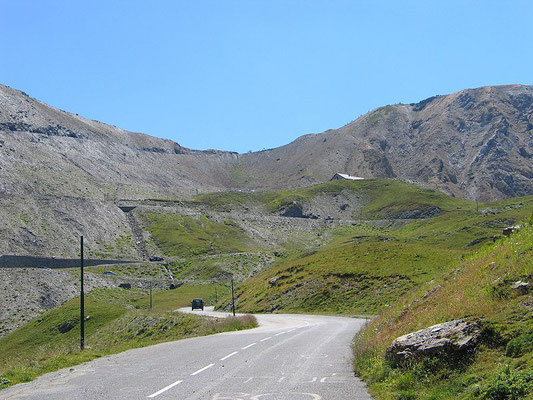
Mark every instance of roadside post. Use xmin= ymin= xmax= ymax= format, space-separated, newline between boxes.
xmin=231 ymin=278 xmax=236 ymax=317
xmin=80 ymin=235 xmax=85 ymax=350
xmin=149 ymin=280 xmax=153 ymax=309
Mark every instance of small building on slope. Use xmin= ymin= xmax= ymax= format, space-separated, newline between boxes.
xmin=330 ymin=173 xmax=365 ymax=181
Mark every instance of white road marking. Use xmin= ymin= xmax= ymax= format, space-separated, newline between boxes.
xmin=191 ymin=363 xmax=215 ymax=376
xmin=249 ymin=394 xmax=321 ymax=400
xmin=287 ymin=329 xmax=296 ymax=333
xmin=212 ymin=393 xmax=250 ymax=400
xmin=147 ymin=380 xmax=183 ymax=398
xmin=243 ymin=377 xmax=253 ymax=383
xmin=260 ymin=336 xmax=272 ymax=342
xmin=242 ymin=343 xmax=257 ymax=350
xmin=220 ymin=351 xmax=238 ymax=361
xmin=274 ymin=332 xmax=286 ymax=336
xmin=320 ymin=375 xmax=350 ymax=383
xmin=278 ymin=376 xmax=286 ymax=382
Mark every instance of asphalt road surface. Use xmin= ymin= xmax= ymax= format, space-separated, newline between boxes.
xmin=1 ymin=308 xmax=372 ymax=400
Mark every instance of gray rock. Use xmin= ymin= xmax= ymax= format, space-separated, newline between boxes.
xmin=503 ymin=225 xmax=522 ymax=236
xmin=268 ymin=276 xmax=279 ymax=286
xmin=511 ymin=281 xmax=530 ymax=295
xmin=386 ymin=319 xmax=482 ymax=367
xmin=118 ymin=283 xmax=132 ymax=289
xmin=58 ymin=321 xmax=74 ymax=334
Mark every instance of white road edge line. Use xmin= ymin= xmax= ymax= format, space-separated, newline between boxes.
xmin=191 ymin=363 xmax=215 ymax=376
xmin=260 ymin=336 xmax=272 ymax=342
xmin=220 ymin=351 xmax=238 ymax=361
xmin=287 ymin=329 xmax=296 ymax=333
xmin=147 ymin=380 xmax=183 ymax=398
xmin=242 ymin=343 xmax=256 ymax=350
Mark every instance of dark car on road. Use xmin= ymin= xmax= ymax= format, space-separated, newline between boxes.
xmin=191 ymin=298 xmax=204 ymax=311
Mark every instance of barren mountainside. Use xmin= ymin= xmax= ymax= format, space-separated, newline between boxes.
xmin=1 ymin=83 xmax=532 ymax=201
xmin=236 ymin=84 xmax=533 ymax=201
xmin=0 ymin=83 xmax=532 ymax=257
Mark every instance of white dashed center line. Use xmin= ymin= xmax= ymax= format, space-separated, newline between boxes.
xmin=275 ymin=332 xmax=286 ymax=336
xmin=260 ymin=336 xmax=272 ymax=342
xmin=147 ymin=380 xmax=183 ymax=398
xmin=191 ymin=363 xmax=215 ymax=376
xmin=242 ymin=342 xmax=257 ymax=350
xmin=220 ymin=351 xmax=238 ymax=361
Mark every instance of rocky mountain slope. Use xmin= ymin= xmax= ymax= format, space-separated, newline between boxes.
xmin=0 ymin=83 xmax=532 ymax=257
xmin=1 ymin=83 xmax=531 ymax=202
xmin=236 ymin=85 xmax=533 ymax=201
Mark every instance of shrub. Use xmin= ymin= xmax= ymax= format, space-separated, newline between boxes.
xmin=397 ymin=390 xmax=417 ymax=400
xmin=476 ymin=366 xmax=533 ymax=400
xmin=506 ymin=333 xmax=533 ymax=358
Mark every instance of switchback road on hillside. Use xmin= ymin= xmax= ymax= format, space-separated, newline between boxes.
xmin=0 ymin=309 xmax=372 ymax=400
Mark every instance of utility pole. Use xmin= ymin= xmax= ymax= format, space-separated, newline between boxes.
xmin=149 ymin=280 xmax=153 ymax=310
xmin=231 ymin=278 xmax=236 ymax=317
xmin=80 ymin=235 xmax=85 ymax=350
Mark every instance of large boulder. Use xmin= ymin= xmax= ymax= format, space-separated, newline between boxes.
xmin=386 ymin=319 xmax=482 ymax=367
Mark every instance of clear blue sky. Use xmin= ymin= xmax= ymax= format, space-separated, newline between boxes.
xmin=2 ymin=1 xmax=532 ymax=153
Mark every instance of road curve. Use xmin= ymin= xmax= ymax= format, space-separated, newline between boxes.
xmin=0 ymin=309 xmax=372 ymax=400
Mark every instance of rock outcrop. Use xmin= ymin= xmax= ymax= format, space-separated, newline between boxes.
xmin=511 ymin=280 xmax=530 ymax=295
xmin=386 ymin=319 xmax=482 ymax=367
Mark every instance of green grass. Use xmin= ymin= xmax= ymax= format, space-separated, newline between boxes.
xmin=19 ymin=212 xmax=30 ymax=225
xmin=223 ymin=195 xmax=533 ymax=315
xmin=194 ymin=191 xmax=261 ymax=212
xmin=132 ymin=283 xmax=227 ymax=311
xmin=0 ymin=286 xmax=257 ymax=389
xmin=194 ymin=179 xmax=474 ymax=217
xmin=141 ymin=212 xmax=256 ymax=257
xmin=167 ymin=252 xmax=271 ymax=281
xmin=352 ymin=218 xmax=533 ymax=399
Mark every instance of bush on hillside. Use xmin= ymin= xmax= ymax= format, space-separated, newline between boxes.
xmin=474 ymin=366 xmax=533 ymax=400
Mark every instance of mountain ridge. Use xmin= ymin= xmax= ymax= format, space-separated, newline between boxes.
xmin=1 ymin=82 xmax=531 ymax=202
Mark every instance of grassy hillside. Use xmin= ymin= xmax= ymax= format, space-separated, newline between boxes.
xmin=195 ymin=179 xmax=471 ymax=217
xmin=352 ymin=219 xmax=533 ymax=399
xmin=0 ymin=285 xmax=256 ymax=390
xmin=142 ymin=212 xmax=256 ymax=257
xmin=167 ymin=252 xmax=273 ymax=282
xmin=139 ymin=179 xmax=506 ymax=285
xmin=223 ymin=194 xmax=533 ymax=315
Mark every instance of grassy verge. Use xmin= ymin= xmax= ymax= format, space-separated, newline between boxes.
xmin=352 ymin=219 xmax=533 ymax=399
xmin=0 ymin=286 xmax=257 ymax=390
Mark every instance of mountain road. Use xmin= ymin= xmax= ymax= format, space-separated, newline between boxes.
xmin=0 ymin=309 xmax=372 ymax=400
